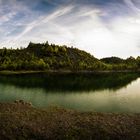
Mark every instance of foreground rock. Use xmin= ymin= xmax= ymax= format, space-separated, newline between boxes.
xmin=0 ymin=102 xmax=139 ymax=140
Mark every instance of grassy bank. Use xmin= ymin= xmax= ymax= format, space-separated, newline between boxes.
xmin=0 ymin=70 xmax=140 ymax=75
xmin=0 ymin=101 xmax=139 ymax=140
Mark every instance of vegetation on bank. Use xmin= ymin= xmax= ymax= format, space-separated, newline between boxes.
xmin=0 ymin=41 xmax=140 ymax=71
xmin=101 ymin=56 xmax=140 ymax=71
xmin=0 ymin=42 xmax=104 ymax=71
xmin=0 ymin=101 xmax=139 ymax=140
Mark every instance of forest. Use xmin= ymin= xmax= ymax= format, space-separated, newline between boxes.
xmin=0 ymin=41 xmax=140 ymax=71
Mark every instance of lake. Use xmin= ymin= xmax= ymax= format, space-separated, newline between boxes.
xmin=0 ymin=72 xmax=140 ymax=113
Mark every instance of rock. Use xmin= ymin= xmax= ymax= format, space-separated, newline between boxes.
xmin=14 ymin=100 xmax=32 ymax=106
xmin=14 ymin=100 xmax=19 ymax=104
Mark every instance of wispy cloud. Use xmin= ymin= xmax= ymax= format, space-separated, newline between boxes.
xmin=124 ymin=0 xmax=140 ymax=13
xmin=0 ymin=0 xmax=140 ymax=58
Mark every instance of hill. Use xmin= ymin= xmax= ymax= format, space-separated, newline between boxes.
xmin=100 ymin=56 xmax=140 ymax=71
xmin=0 ymin=41 xmax=140 ymax=71
xmin=0 ymin=42 xmax=106 ymax=71
xmin=101 ymin=57 xmax=125 ymax=64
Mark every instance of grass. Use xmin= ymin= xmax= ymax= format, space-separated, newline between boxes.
xmin=0 ymin=70 xmax=139 ymax=76
xmin=0 ymin=101 xmax=139 ymax=140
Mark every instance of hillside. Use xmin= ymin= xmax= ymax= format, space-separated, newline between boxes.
xmin=0 ymin=42 xmax=140 ymax=71
xmin=100 ymin=56 xmax=140 ymax=71
xmin=0 ymin=42 xmax=106 ymax=71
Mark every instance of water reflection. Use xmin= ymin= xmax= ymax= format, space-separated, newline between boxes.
xmin=0 ymin=72 xmax=140 ymax=113
xmin=0 ymin=72 xmax=139 ymax=92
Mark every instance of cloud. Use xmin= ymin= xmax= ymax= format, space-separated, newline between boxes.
xmin=0 ymin=0 xmax=140 ymax=58
xmin=6 ymin=5 xmax=74 ymax=41
xmin=124 ymin=0 xmax=140 ymax=13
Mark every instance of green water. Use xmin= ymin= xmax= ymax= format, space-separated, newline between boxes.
xmin=0 ymin=72 xmax=140 ymax=113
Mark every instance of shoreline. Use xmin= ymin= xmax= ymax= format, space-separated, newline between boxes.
xmin=0 ymin=101 xmax=139 ymax=140
xmin=0 ymin=70 xmax=140 ymax=75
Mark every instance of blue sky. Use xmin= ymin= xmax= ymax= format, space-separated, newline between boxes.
xmin=0 ymin=0 xmax=140 ymax=58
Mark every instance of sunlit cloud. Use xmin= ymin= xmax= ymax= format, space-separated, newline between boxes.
xmin=0 ymin=0 xmax=140 ymax=58
xmin=124 ymin=0 xmax=140 ymax=13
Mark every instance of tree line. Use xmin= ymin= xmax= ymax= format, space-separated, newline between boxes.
xmin=0 ymin=42 xmax=140 ymax=71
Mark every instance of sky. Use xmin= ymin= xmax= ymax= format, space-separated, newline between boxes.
xmin=0 ymin=0 xmax=140 ymax=58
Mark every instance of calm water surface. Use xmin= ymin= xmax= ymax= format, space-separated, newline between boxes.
xmin=0 ymin=72 xmax=140 ymax=113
